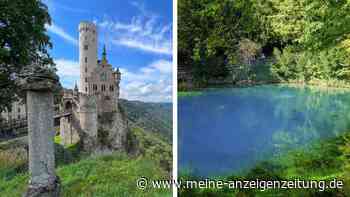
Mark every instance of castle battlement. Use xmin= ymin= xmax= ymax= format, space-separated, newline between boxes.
xmin=78 ymin=22 xmax=97 ymax=33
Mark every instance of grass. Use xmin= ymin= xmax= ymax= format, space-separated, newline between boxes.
xmin=0 ymin=127 xmax=172 ymax=197
xmin=178 ymin=91 xmax=203 ymax=98
xmin=0 ymin=153 xmax=171 ymax=197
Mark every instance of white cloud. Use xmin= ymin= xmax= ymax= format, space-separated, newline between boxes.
xmin=113 ymin=38 xmax=171 ymax=55
xmin=149 ymin=59 xmax=172 ymax=74
xmin=55 ymin=58 xmax=172 ymax=102
xmin=119 ymin=59 xmax=172 ymax=102
xmin=96 ymin=3 xmax=172 ymax=55
xmin=43 ymin=0 xmax=89 ymax=14
xmin=55 ymin=59 xmax=80 ymax=88
xmin=45 ymin=23 xmax=78 ymax=46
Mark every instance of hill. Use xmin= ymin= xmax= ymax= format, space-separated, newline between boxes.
xmin=119 ymin=99 xmax=172 ymax=142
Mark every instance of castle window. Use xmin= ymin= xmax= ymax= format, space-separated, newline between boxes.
xmin=85 ymin=77 xmax=87 ymax=82
xmin=85 ymin=87 xmax=87 ymax=92
xmin=84 ymin=45 xmax=88 ymax=50
xmin=110 ymin=85 xmax=114 ymax=91
xmin=85 ymin=57 xmax=87 ymax=63
xmin=101 ymin=84 xmax=107 ymax=92
xmin=100 ymin=72 xmax=107 ymax=81
xmin=17 ymin=115 xmax=20 ymax=119
xmin=18 ymin=108 xmax=20 ymax=113
xmin=93 ymin=84 xmax=97 ymax=91
xmin=85 ymin=67 xmax=87 ymax=73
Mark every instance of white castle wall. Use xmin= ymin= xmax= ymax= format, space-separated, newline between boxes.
xmin=79 ymin=22 xmax=98 ymax=94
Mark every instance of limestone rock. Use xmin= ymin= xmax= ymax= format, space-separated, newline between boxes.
xmin=97 ymin=106 xmax=129 ymax=151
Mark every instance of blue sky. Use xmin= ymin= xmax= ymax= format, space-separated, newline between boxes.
xmin=43 ymin=0 xmax=172 ymax=102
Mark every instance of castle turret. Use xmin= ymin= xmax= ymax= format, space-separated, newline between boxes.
xmin=102 ymin=44 xmax=107 ymax=63
xmin=115 ymin=68 xmax=121 ymax=99
xmin=79 ymin=22 xmax=98 ymax=94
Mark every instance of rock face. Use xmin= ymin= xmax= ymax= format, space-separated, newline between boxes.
xmin=97 ymin=107 xmax=128 ymax=151
xmin=59 ymin=89 xmax=130 ymax=153
xmin=78 ymin=94 xmax=98 ymax=152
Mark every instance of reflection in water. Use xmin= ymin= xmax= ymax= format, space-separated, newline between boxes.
xmin=178 ymin=84 xmax=350 ymax=176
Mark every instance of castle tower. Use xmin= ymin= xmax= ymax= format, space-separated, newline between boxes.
xmin=79 ymin=22 xmax=98 ymax=94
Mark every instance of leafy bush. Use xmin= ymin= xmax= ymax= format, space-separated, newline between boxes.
xmin=130 ymin=127 xmax=172 ymax=173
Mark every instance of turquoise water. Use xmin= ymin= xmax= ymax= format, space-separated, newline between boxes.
xmin=178 ymin=84 xmax=350 ymax=176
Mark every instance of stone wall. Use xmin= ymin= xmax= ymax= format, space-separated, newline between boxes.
xmin=78 ymin=93 xmax=98 ymax=152
xmin=1 ymin=100 xmax=27 ymax=121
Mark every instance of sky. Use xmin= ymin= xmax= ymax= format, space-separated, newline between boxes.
xmin=43 ymin=0 xmax=173 ymax=103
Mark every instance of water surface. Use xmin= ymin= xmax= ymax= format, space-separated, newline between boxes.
xmin=178 ymin=84 xmax=350 ymax=176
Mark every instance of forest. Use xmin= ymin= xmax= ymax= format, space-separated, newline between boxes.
xmin=179 ymin=0 xmax=350 ymax=88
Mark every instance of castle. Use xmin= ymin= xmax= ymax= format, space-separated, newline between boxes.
xmin=0 ymin=22 xmax=129 ymax=151
xmin=78 ymin=22 xmax=121 ymax=113
xmin=59 ymin=22 xmax=128 ymax=151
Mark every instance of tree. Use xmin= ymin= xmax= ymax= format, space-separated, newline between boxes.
xmin=0 ymin=0 xmax=54 ymax=112
xmin=178 ymin=0 xmax=266 ymax=86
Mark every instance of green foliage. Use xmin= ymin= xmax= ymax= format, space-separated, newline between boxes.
xmin=178 ymin=91 xmax=203 ymax=98
xmin=179 ymin=132 xmax=350 ymax=196
xmin=267 ymin=0 xmax=350 ymax=83
xmin=178 ymin=81 xmax=191 ymax=91
xmin=130 ymin=127 xmax=172 ymax=173
xmin=179 ymin=0 xmax=350 ymax=87
xmin=0 ymin=126 xmax=172 ymax=196
xmin=0 ymin=153 xmax=171 ymax=197
xmin=119 ymin=99 xmax=172 ymax=142
xmin=179 ymin=0 xmax=266 ymax=86
xmin=271 ymin=45 xmax=350 ymax=82
xmin=0 ymin=0 xmax=55 ymax=112
xmin=340 ymin=133 xmax=350 ymax=192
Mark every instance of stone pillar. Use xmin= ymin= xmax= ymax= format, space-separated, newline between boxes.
xmin=19 ymin=67 xmax=60 ymax=197
xmin=60 ymin=116 xmax=71 ymax=145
